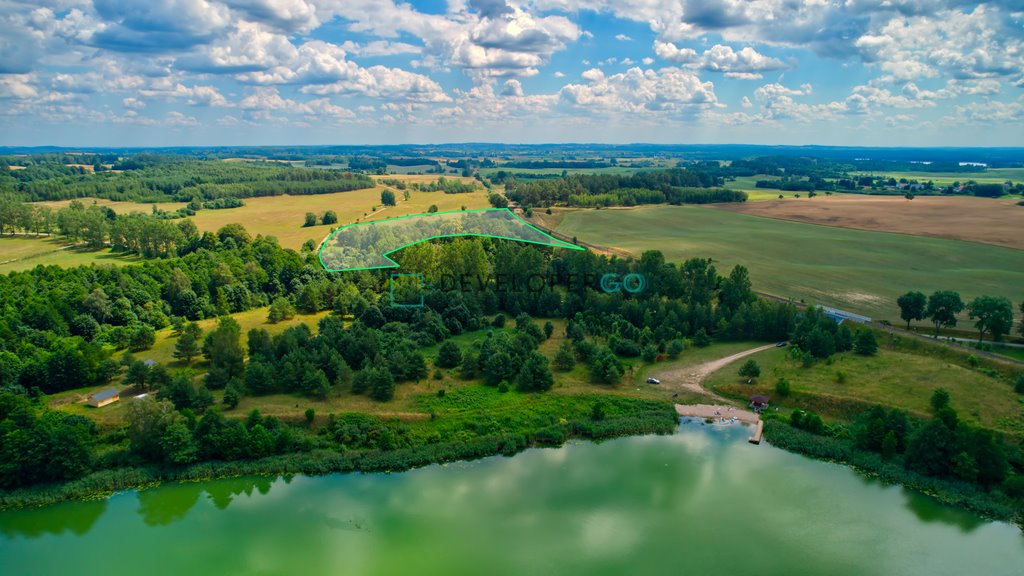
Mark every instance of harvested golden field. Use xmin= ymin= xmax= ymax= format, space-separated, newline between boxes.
xmin=716 ymin=194 xmax=1024 ymax=249
xmin=189 ymin=180 xmax=490 ymax=250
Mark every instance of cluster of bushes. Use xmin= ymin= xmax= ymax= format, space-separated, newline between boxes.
xmin=774 ymin=389 xmax=1022 ymax=520
xmin=787 ymin=306 xmax=878 ymax=363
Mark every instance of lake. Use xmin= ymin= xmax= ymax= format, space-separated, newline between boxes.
xmin=2 ymin=421 xmax=1022 ymax=575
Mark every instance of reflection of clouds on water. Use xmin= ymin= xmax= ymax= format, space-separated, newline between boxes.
xmin=578 ymin=510 xmax=641 ymax=558
xmin=5 ymin=427 xmax=1024 ymax=576
xmin=539 ymin=443 xmax=570 ymax=463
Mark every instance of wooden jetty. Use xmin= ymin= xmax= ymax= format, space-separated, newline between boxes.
xmin=748 ymin=420 xmax=764 ymax=444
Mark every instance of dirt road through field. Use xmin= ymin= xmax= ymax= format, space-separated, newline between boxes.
xmin=654 ymin=343 xmax=777 ymax=398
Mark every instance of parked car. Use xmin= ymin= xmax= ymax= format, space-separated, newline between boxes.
xmin=775 ymin=341 xmax=788 ymax=347
xmin=646 ymin=377 xmax=660 ymax=384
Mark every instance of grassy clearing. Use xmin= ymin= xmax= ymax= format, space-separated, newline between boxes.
xmin=47 ymin=307 xmax=333 ymax=429
xmin=705 ymin=346 xmax=1024 ymax=436
xmin=0 ymin=235 xmax=141 ymax=273
xmin=555 ymin=205 xmax=1024 ymax=322
xmin=722 ymin=175 xmax=795 ymax=202
xmin=125 ymin=307 xmax=335 ymax=368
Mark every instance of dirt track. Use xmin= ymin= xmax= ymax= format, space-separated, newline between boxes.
xmin=653 ymin=344 xmax=777 ymax=398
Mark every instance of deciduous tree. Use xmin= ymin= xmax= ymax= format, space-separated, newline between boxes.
xmin=897 ymin=291 xmax=927 ymax=330
xmin=966 ymin=295 xmax=1014 ymax=342
xmin=925 ymin=291 xmax=964 ymax=336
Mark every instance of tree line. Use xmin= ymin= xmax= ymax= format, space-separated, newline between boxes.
xmin=897 ymin=290 xmax=1020 ymax=342
xmin=503 ymin=168 xmax=732 ymax=208
xmin=1 ymin=156 xmax=374 ymax=203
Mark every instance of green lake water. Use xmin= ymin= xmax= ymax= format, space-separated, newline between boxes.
xmin=2 ymin=421 xmax=1022 ymax=575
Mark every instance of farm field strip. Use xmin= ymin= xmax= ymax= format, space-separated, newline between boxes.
xmin=716 ymin=194 xmax=1024 ymax=250
xmin=555 ymin=204 xmax=1024 ymax=322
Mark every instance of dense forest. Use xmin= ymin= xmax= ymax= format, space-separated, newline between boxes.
xmin=503 ymin=168 xmax=744 ymax=207
xmin=0 ymin=216 xmax=802 ymax=492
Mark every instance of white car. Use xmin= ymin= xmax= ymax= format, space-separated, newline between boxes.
xmin=646 ymin=377 xmax=660 ymax=384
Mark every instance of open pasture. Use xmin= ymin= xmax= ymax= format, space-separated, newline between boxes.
xmin=555 ymin=205 xmax=1024 ymax=322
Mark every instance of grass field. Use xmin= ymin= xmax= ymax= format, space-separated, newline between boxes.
xmin=554 ymin=205 xmax=1024 ymax=322
xmin=719 ymin=194 xmax=1024 ymax=250
xmin=478 ymin=166 xmax=646 ymax=178
xmin=28 ymin=176 xmax=490 ymax=253
xmin=705 ymin=346 xmax=1024 ymax=436
xmin=856 ymin=168 xmax=1024 ymax=186
xmin=721 ymin=174 xmax=842 ymax=201
xmin=0 ymin=235 xmax=140 ymax=273
xmin=36 ymin=198 xmax=187 ymax=214
xmin=190 ymin=175 xmax=491 ymax=250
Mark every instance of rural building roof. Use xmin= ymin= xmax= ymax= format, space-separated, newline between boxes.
xmin=750 ymin=395 xmax=771 ymax=404
xmin=90 ymin=388 xmax=119 ymax=401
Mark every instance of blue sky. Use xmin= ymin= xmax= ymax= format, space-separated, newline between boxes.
xmin=0 ymin=1 xmax=1021 ymax=147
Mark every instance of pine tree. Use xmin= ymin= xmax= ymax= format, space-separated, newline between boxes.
xmin=854 ymin=329 xmax=878 ymax=356
xmin=553 ymin=342 xmax=575 ymax=371
xmin=516 ymin=352 xmax=553 ymax=392
xmin=436 ymin=341 xmax=462 ymax=368
xmin=173 ymin=322 xmax=202 ymax=364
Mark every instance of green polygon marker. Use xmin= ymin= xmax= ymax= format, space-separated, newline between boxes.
xmin=317 ymin=208 xmax=583 ymax=272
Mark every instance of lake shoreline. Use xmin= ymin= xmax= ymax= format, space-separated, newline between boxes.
xmin=3 ymin=413 xmax=1021 ymax=532
xmin=0 ymin=410 xmax=678 ymax=511
xmin=763 ymin=419 xmax=1023 ymax=528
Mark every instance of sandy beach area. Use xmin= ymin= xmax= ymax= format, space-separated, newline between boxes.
xmin=675 ymin=403 xmax=760 ymax=425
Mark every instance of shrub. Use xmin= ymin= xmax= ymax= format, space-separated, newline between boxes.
xmin=738 ymin=359 xmax=760 ymax=379
xmin=775 ymin=377 xmax=791 ymax=397
xmin=930 ymin=388 xmax=951 ymax=412
xmin=854 ymin=330 xmax=878 ymax=355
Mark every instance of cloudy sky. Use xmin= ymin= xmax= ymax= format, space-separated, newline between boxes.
xmin=0 ymin=0 xmax=1021 ymax=147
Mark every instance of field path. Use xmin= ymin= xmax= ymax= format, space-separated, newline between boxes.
xmin=654 ymin=343 xmax=776 ymax=398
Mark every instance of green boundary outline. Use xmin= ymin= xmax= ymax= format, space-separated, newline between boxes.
xmin=317 ymin=207 xmax=584 ymax=272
